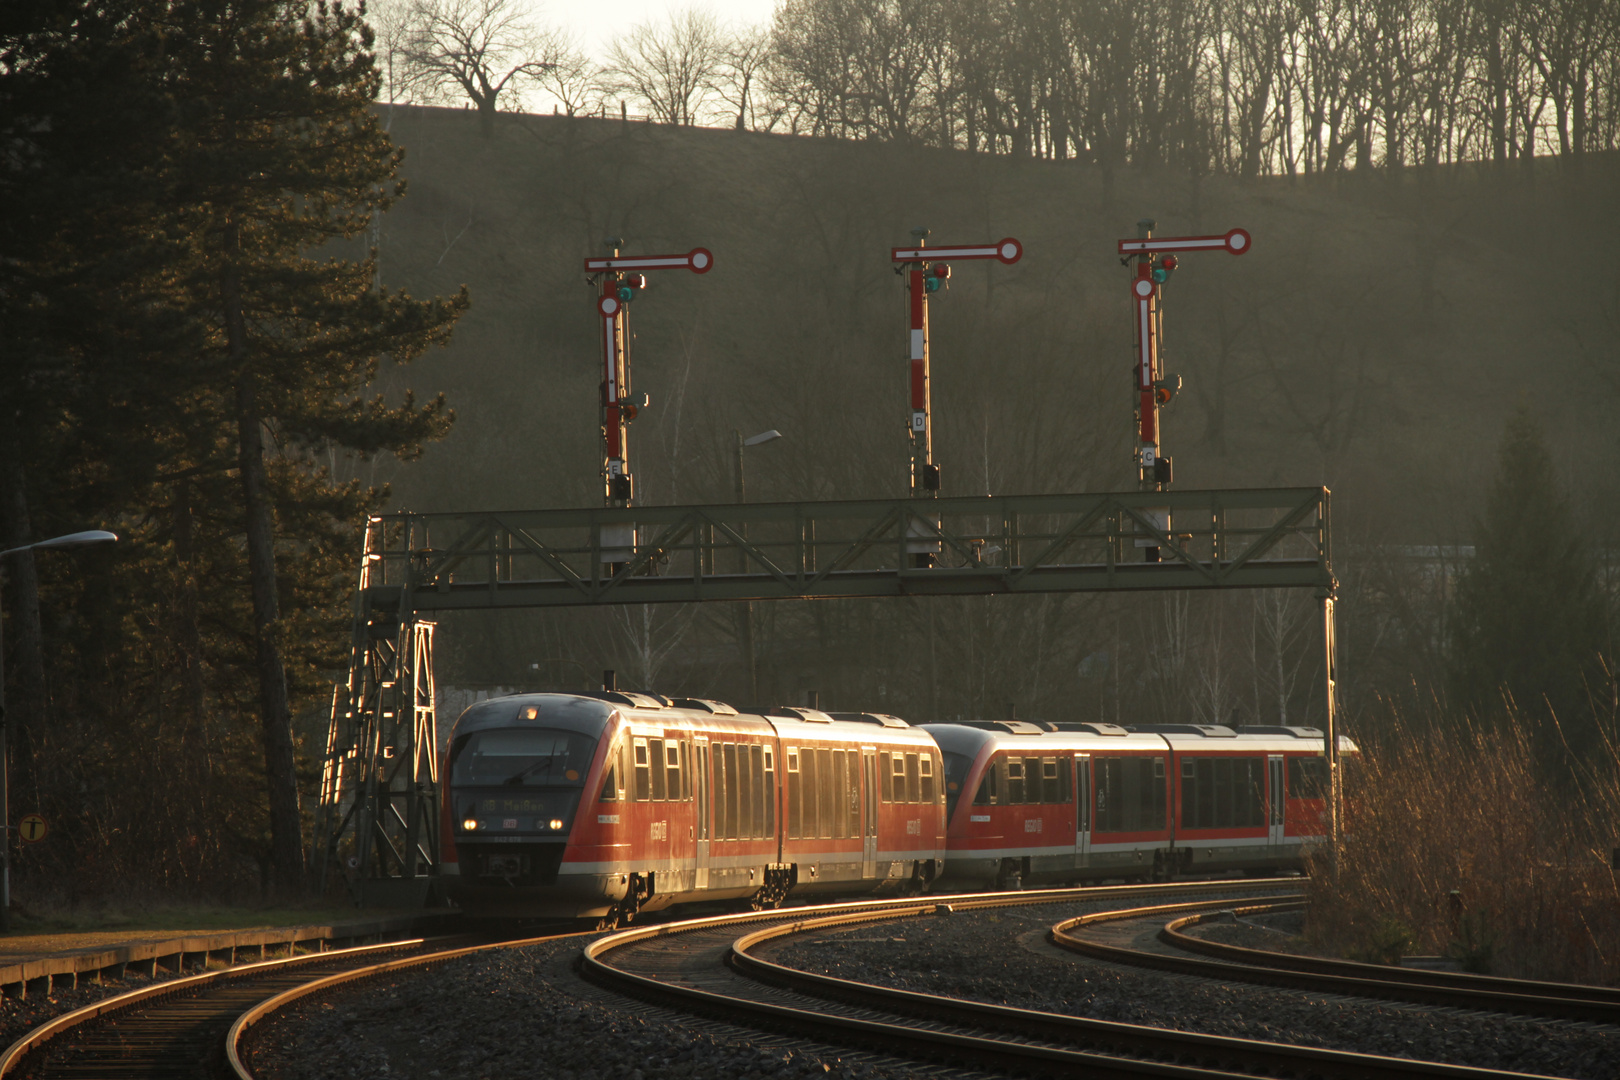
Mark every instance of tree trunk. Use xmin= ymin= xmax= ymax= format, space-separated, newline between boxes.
xmin=222 ymin=235 xmax=305 ymax=897
xmin=0 ymin=414 xmax=47 ymax=786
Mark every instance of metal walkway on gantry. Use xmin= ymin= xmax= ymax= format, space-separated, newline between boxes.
xmin=312 ymin=486 xmax=1335 ymax=905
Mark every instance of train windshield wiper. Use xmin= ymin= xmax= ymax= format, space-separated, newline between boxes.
xmin=504 ymin=758 xmax=559 ymax=785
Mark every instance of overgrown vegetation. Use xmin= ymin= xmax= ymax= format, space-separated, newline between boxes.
xmin=1306 ymin=713 xmax=1620 ymax=983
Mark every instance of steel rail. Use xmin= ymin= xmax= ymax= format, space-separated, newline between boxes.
xmin=729 ymin=901 xmax=1554 ymax=1080
xmin=0 ymin=936 xmax=435 ymax=1077
xmin=582 ymin=881 xmax=1556 ymax=1080
xmin=1161 ymin=904 xmax=1620 ymax=1004
xmin=225 ymin=927 xmax=585 ymax=1078
xmin=1054 ymin=900 xmax=1620 ymax=1024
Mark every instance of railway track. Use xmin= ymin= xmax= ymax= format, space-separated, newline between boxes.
xmin=25 ymin=881 xmax=1596 ymax=1079
xmin=585 ymin=881 xmax=1562 ymax=1080
xmin=1054 ymin=898 xmax=1620 ymax=1024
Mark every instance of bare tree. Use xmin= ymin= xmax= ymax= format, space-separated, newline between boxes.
xmin=533 ymin=28 xmax=599 ymax=117
xmin=713 ymin=23 xmax=779 ymax=130
xmin=399 ymin=0 xmax=554 ymax=136
xmin=603 ymin=7 xmax=727 ymax=125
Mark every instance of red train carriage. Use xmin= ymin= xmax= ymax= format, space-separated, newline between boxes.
xmin=441 ymin=693 xmax=945 ymax=920
xmin=925 ymin=721 xmax=1353 ymax=890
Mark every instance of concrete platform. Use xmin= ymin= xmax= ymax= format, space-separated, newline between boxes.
xmin=0 ymin=912 xmax=452 ymax=999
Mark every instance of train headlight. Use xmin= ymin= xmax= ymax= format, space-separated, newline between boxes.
xmin=548 ymin=818 xmax=565 ymax=831
xmin=462 ymin=817 xmax=479 ymax=831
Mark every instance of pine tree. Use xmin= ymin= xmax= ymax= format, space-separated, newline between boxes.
xmin=148 ymin=0 xmax=468 ymax=894
xmin=1448 ymin=408 xmax=1611 ymax=760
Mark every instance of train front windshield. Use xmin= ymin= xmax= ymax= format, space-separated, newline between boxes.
xmin=452 ymin=729 xmax=598 ymax=789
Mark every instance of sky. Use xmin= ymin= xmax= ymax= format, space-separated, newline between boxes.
xmin=543 ymin=0 xmax=778 ymax=63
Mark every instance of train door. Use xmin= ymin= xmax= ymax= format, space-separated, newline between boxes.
xmin=1073 ymin=753 xmax=1091 ymax=867
xmin=693 ymin=738 xmax=711 ymax=890
xmin=861 ymin=747 xmax=878 ymax=878
xmin=1267 ymin=754 xmax=1284 ymax=848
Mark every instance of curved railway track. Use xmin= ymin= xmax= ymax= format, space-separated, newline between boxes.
xmin=1054 ymin=898 xmax=1620 ymax=1024
xmin=584 ymin=881 xmax=1561 ymax=1080
xmin=20 ymin=880 xmax=1599 ymax=1080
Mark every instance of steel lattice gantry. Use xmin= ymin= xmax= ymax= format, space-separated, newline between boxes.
xmin=315 ymin=486 xmax=1336 ymax=901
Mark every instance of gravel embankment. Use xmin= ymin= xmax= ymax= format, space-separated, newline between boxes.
xmin=244 ymin=894 xmax=1619 ymax=1080
xmin=768 ymin=901 xmax=1619 ymax=1079
xmin=248 ymin=936 xmax=943 ymax=1080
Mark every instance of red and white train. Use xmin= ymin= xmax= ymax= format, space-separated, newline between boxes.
xmin=440 ymin=691 xmax=1348 ymax=921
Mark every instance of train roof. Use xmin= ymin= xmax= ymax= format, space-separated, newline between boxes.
xmin=920 ymin=720 xmax=1355 ymax=756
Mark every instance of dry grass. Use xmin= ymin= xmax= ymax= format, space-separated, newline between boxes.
xmin=1306 ymin=716 xmax=1620 ymax=984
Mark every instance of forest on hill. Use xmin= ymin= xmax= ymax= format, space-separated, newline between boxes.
xmin=361 ymin=105 xmax=1617 ymax=751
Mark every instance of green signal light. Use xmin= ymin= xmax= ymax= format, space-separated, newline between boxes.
xmin=617 ymin=286 xmax=634 ymax=302
xmin=1151 ymin=267 xmax=1169 ymax=284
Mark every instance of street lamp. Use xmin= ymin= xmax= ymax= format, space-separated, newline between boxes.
xmin=0 ymin=529 xmax=118 ymax=931
xmin=731 ymin=431 xmax=783 ymax=702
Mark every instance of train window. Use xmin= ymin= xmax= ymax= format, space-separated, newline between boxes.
xmin=942 ymin=752 xmax=971 ymax=818
xmin=904 ymin=753 xmax=920 ymax=808
xmin=1180 ymin=757 xmax=1265 ymax=829
xmin=817 ymin=747 xmax=835 ymax=838
xmin=803 ymin=746 xmax=821 ymax=839
xmin=664 ymin=741 xmax=683 ymax=802
xmin=786 ymin=749 xmax=802 ymax=839
xmin=1005 ymin=758 xmax=1025 ymax=804
xmin=880 ymin=753 xmax=894 ymax=802
xmin=761 ymin=745 xmax=776 ymax=836
xmin=722 ymin=743 xmax=740 ymax=840
xmin=890 ymin=753 xmax=908 ymax=803
xmin=633 ymin=738 xmax=652 ymax=801
xmin=1058 ymin=758 xmax=1072 ymax=805
xmin=919 ymin=755 xmax=936 ymax=804
xmin=650 ymin=739 xmax=668 ymax=801
xmin=973 ymin=758 xmax=1000 ymax=805
xmin=829 ymin=750 xmax=844 ymax=837
xmin=1288 ymin=756 xmax=1328 ymax=800
xmin=1095 ymin=755 xmax=1167 ymax=832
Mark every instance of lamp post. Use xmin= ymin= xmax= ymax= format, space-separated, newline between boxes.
xmin=0 ymin=529 xmax=117 ymax=931
xmin=732 ymin=430 xmax=782 ymax=701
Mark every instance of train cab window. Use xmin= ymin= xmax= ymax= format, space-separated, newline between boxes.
xmin=943 ymin=751 xmax=972 ymax=817
xmin=599 ymin=739 xmax=626 ymax=802
xmin=919 ymin=754 xmax=936 ymax=804
xmin=452 ymin=728 xmax=600 ymax=790
xmin=1288 ymin=756 xmax=1328 ymax=800
xmin=973 ymin=761 xmax=1000 ymax=805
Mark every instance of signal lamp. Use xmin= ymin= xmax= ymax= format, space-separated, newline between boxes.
xmin=617 ymin=286 xmax=634 ymax=302
xmin=462 ymin=817 xmax=479 ymax=831
xmin=1151 ymin=267 xmax=1169 ymax=284
xmin=924 ymin=276 xmax=941 ymax=293
xmin=549 ymin=818 xmax=565 ymax=831
xmin=623 ymin=273 xmax=647 ymax=289
xmin=932 ymin=263 xmax=951 ymax=280
xmin=1161 ymin=256 xmax=1178 ymax=270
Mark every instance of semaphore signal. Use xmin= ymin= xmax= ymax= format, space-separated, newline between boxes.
xmin=1118 ymin=220 xmax=1250 ymax=561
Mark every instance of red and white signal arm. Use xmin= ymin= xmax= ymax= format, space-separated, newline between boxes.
xmin=1117 ymin=229 xmax=1250 ymax=256
xmin=891 ymin=238 xmax=1022 ymax=263
xmin=583 ymin=248 xmax=714 ymax=273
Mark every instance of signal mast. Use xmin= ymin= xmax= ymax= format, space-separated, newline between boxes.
xmin=889 ymin=229 xmax=1023 ymax=502
xmin=1117 ymin=219 xmax=1250 ymax=559
xmin=583 ymin=239 xmax=714 ymax=510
